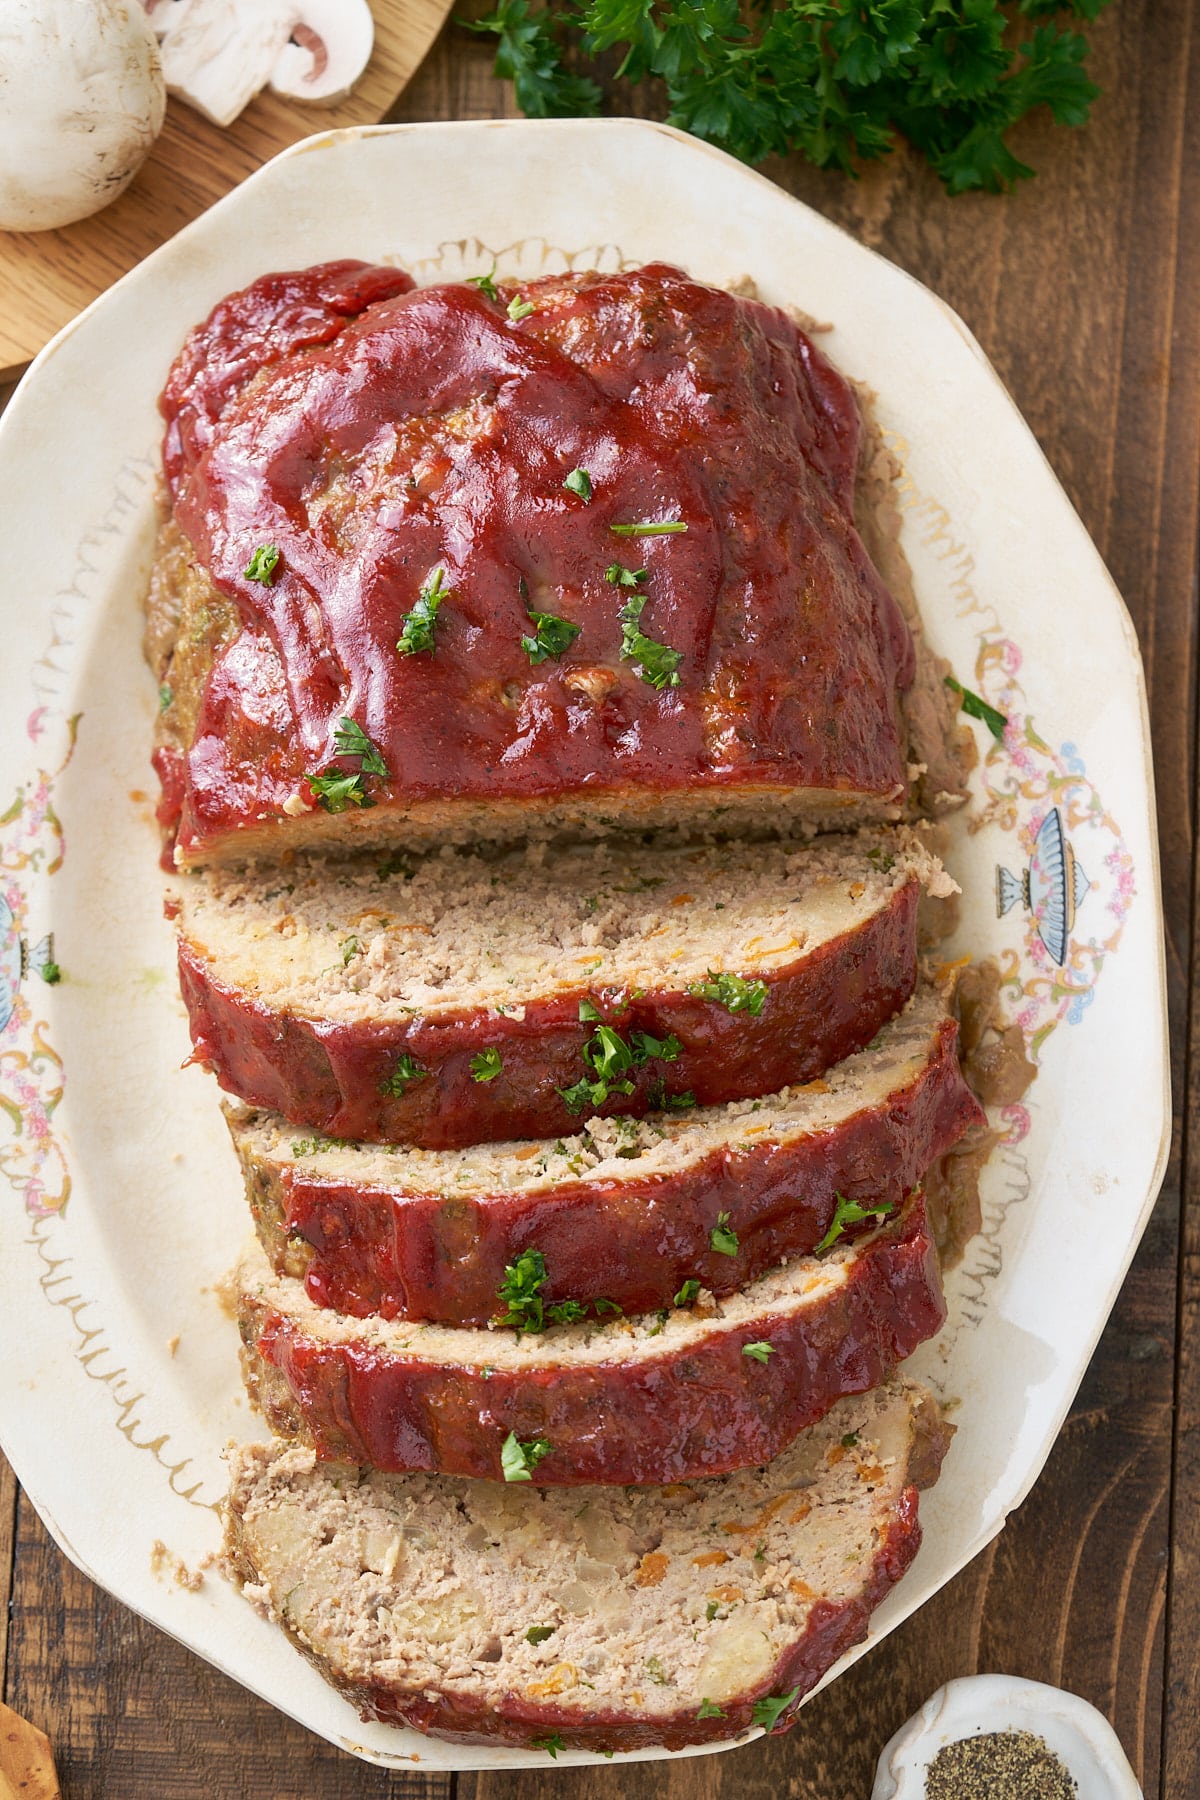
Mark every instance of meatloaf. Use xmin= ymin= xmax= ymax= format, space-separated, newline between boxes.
xmin=237 ymin=1192 xmax=944 ymax=1487
xmin=147 ymin=260 xmax=942 ymax=869
xmin=173 ymin=829 xmax=948 ymax=1148
xmin=230 ymin=980 xmax=983 ymax=1324
xmin=224 ymin=1378 xmax=950 ymax=1753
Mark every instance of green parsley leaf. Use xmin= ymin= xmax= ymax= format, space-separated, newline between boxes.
xmin=397 ymin=568 xmax=449 ymax=657
xmin=610 ymin=520 xmax=688 ymax=536
xmin=710 ymin=1212 xmax=739 ymax=1257
xmin=742 ymin=1341 xmax=775 ymax=1363
xmin=379 ymin=1052 xmax=428 ymax=1097
xmin=496 ymin=1248 xmax=549 ymax=1332
xmin=645 ymin=1655 xmax=669 ymax=1684
xmin=866 ymin=845 xmax=896 ymax=872
xmin=244 ymin=544 xmax=280 ymax=584
xmin=579 ymin=997 xmax=603 ymax=1022
xmin=705 ymin=1602 xmax=720 ymax=1621
xmin=697 ymin=1698 xmax=725 ymax=1719
xmin=841 ymin=1431 xmax=860 ymax=1448
xmin=617 ymin=591 xmax=682 ymax=690
xmin=754 ymin=1540 xmax=767 ymax=1561
xmin=944 ymin=675 xmax=1008 ymax=740
xmin=815 ymin=1193 xmax=896 ymax=1255
xmin=673 ymin=1278 xmax=701 ymax=1308
xmin=630 ymin=1029 xmax=681 ymax=1063
xmin=545 ymin=1298 xmax=589 ymax=1325
xmin=467 ymin=267 xmax=500 ymax=301
xmin=501 ymin=1430 xmax=552 ymax=1482
xmin=462 ymin=0 xmax=602 ymax=116
xmin=507 ymin=296 xmax=537 ymax=321
xmin=470 ymin=1047 xmax=504 ymax=1082
xmin=158 ymin=683 xmax=172 ymax=713
xmin=305 ymin=770 xmax=372 ymax=813
xmin=751 ymin=1686 xmax=800 ymax=1732
xmin=522 ymin=607 xmax=582 ymax=664
xmin=526 ymin=1624 xmax=556 ymax=1644
xmin=340 ymin=935 xmax=360 ymax=966
xmin=376 ymin=852 xmax=414 ymax=881
xmin=332 ymin=717 xmax=389 ymax=779
xmin=531 ymin=1732 xmax=566 ymax=1758
xmin=563 ymin=467 xmax=593 ymax=500
xmin=605 ymin=563 xmax=648 ymax=587
xmin=593 ymin=1297 xmax=623 ymax=1316
xmin=688 ymin=969 xmax=768 ymax=1016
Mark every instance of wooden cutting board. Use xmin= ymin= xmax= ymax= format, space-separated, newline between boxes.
xmin=0 ymin=0 xmax=454 ymax=379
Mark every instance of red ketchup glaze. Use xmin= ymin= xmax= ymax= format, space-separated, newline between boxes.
xmin=158 ymin=262 xmax=916 ymax=861
xmin=339 ymin=1490 xmax=924 ymax=1750
xmin=244 ymin=1197 xmax=946 ymax=1487
xmin=278 ymin=1017 xmax=983 ymax=1325
xmin=179 ymin=880 xmax=920 ymax=1148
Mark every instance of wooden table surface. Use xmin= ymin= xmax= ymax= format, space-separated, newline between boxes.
xmin=2 ymin=3 xmax=1198 ymax=1794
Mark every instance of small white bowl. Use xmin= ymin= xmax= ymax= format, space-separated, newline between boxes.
xmin=872 ymin=1675 xmax=1143 ymax=1800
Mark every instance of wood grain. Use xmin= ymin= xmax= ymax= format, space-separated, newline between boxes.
xmin=4 ymin=0 xmax=1199 ymax=1791
xmin=0 ymin=0 xmax=455 ymax=377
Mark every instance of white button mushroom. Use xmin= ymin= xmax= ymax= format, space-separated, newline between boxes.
xmin=146 ymin=0 xmax=374 ymax=129
xmin=0 ymin=0 xmax=166 ymax=232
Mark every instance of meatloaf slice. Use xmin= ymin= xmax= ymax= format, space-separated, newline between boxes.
xmin=174 ymin=829 xmax=947 ymax=1149
xmin=224 ymin=1378 xmax=951 ymax=1753
xmin=237 ymin=1192 xmax=944 ymax=1487
xmin=150 ymin=262 xmax=923 ymax=869
xmin=231 ymin=981 xmax=983 ymax=1325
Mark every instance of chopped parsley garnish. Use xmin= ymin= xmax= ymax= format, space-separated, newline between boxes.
xmin=593 ymin=1297 xmax=623 ymax=1316
xmin=578 ymin=997 xmax=603 ymax=1022
xmin=610 ymin=520 xmax=688 ymax=536
xmin=332 ymin=717 xmax=389 ymax=779
xmin=697 ymin=1698 xmax=725 ymax=1718
xmin=649 ymin=1078 xmax=696 ymax=1111
xmin=467 ymin=267 xmax=500 ymax=301
xmin=605 ymin=563 xmax=647 ymax=588
xmin=378 ymin=1052 xmax=428 ymax=1097
xmin=751 ymin=1686 xmax=800 ymax=1732
xmin=645 ymin=1655 xmax=669 ymax=1684
xmin=617 ymin=591 xmax=682 ymax=691
xmin=340 ymin=935 xmax=360 ymax=966
xmin=705 ymin=1602 xmax=720 ymax=1621
xmin=673 ymin=1278 xmax=701 ymax=1308
xmin=866 ymin=845 xmax=896 ymax=872
xmin=40 ymin=961 xmax=61 ymax=986
xmin=507 ymin=296 xmax=537 ymax=321
xmin=470 ymin=1047 xmax=504 ymax=1083
xmin=526 ymin=1624 xmax=556 ymax=1645
xmin=815 ymin=1193 xmax=895 ymax=1255
xmin=841 ymin=1431 xmax=860 ymax=1449
xmin=522 ymin=606 xmax=581 ymax=664
xmin=742 ymin=1341 xmax=775 ymax=1363
xmin=945 ymin=675 xmax=1007 ymax=742
xmin=531 ymin=1732 xmax=565 ymax=1758
xmin=497 ymin=1248 xmax=550 ymax=1331
xmin=688 ymin=970 xmax=768 ymax=1016
xmin=243 ymin=543 xmax=280 ymax=584
xmin=158 ymin=683 xmax=172 ymax=713
xmin=501 ymin=1430 xmax=551 ymax=1482
xmin=557 ymin=1021 xmax=680 ymax=1114
xmin=376 ymin=852 xmax=414 ymax=881
xmin=753 ymin=1541 xmax=767 ymax=1561
xmin=397 ymin=567 xmax=449 ymax=657
xmin=709 ymin=1212 xmax=739 ymax=1257
xmin=563 ymin=467 xmax=593 ymax=501
xmin=305 ymin=770 xmax=372 ymax=813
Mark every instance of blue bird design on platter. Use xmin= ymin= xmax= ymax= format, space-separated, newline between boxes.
xmin=996 ymin=806 xmax=1091 ymax=966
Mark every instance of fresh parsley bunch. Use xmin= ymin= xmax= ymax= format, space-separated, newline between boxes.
xmin=465 ymin=0 xmax=1111 ymax=193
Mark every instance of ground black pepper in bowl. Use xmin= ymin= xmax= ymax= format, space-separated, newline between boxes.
xmin=925 ymin=1729 xmax=1078 ymax=1798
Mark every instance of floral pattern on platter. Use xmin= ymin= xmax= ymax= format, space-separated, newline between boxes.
xmin=0 ymin=713 xmax=77 ymax=1219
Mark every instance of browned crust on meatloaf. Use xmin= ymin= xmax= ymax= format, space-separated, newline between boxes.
xmin=237 ymin=1195 xmax=945 ymax=1486
xmin=231 ymin=1010 xmax=984 ymax=1324
xmin=177 ymin=876 xmax=921 ymax=1150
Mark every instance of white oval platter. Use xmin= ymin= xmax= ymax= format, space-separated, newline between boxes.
xmin=0 ymin=119 xmax=1168 ymax=1772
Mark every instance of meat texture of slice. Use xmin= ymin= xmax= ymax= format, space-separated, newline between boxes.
xmin=148 ymin=261 xmax=923 ymax=868
xmin=231 ymin=982 xmax=984 ymax=1324
xmin=237 ymin=1193 xmax=945 ymax=1487
xmin=174 ymin=830 xmax=948 ymax=1148
xmin=224 ymin=1380 xmax=951 ymax=1753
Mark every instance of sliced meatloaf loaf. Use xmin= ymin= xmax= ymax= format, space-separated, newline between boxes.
xmin=231 ymin=981 xmax=984 ymax=1324
xmin=237 ymin=1192 xmax=944 ymax=1487
xmin=148 ymin=260 xmax=936 ymax=869
xmin=174 ymin=830 xmax=947 ymax=1149
xmin=225 ymin=1378 xmax=951 ymax=1753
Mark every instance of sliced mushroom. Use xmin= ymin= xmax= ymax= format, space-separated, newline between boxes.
xmin=270 ymin=0 xmax=374 ymax=105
